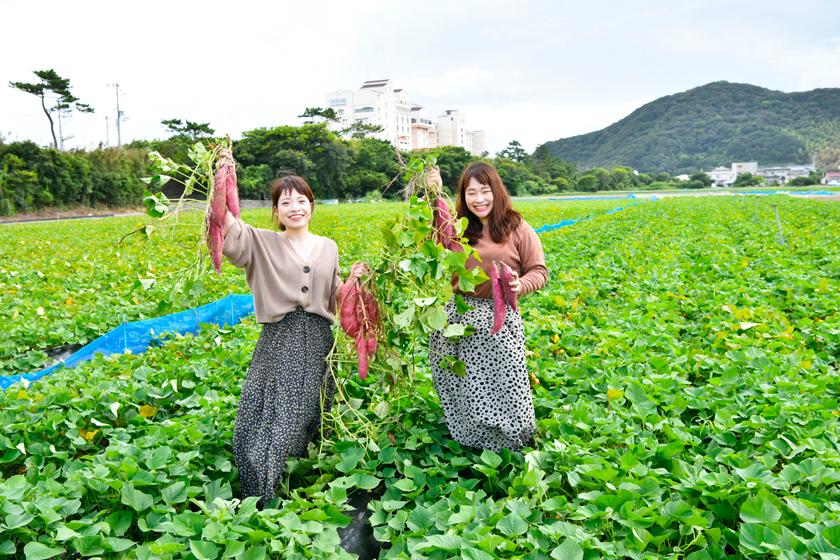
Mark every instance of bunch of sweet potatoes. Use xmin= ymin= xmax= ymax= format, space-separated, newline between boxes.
xmin=207 ymin=148 xmax=240 ymax=274
xmin=338 ymin=276 xmax=379 ymax=380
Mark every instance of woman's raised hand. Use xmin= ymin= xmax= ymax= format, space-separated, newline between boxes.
xmin=349 ymin=262 xmax=370 ymax=280
xmin=426 ymin=166 xmax=443 ymax=189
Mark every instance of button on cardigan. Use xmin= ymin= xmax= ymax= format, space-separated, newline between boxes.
xmin=222 ymin=218 xmax=341 ymax=324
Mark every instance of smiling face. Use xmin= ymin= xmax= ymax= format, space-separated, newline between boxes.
xmin=271 ymin=175 xmax=316 ymax=231
xmin=275 ymin=188 xmax=312 ymax=231
xmin=464 ymin=177 xmax=494 ymax=222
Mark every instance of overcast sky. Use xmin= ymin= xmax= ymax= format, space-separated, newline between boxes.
xmin=3 ymin=0 xmax=839 ymax=154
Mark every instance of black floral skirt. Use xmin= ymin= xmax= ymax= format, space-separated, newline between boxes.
xmin=233 ymin=308 xmax=335 ymax=503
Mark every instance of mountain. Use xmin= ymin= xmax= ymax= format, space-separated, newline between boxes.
xmin=539 ymin=81 xmax=840 ymax=173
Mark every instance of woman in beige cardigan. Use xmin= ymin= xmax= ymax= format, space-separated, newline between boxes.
xmin=222 ymin=175 xmax=364 ymax=506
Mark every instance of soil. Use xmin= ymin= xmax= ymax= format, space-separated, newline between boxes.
xmin=0 ymin=206 xmax=144 ymax=224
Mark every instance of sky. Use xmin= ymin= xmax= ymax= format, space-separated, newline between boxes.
xmin=2 ymin=0 xmax=839 ymax=154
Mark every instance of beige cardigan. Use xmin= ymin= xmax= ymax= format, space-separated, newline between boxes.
xmin=222 ymin=219 xmax=341 ymax=324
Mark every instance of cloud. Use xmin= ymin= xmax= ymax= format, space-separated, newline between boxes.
xmin=2 ymin=0 xmax=837 ymax=153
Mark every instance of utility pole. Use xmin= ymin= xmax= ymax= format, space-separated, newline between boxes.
xmin=105 ymin=115 xmax=110 ymax=147
xmin=55 ymin=103 xmax=73 ymax=150
xmin=112 ymin=82 xmax=124 ymax=148
xmin=56 ymin=103 xmax=64 ymax=150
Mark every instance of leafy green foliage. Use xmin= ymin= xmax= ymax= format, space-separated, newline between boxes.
xmin=1 ymin=195 xmax=838 ymax=558
xmin=0 ymin=142 xmax=147 ymax=215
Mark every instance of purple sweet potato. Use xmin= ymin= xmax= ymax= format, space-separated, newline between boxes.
xmin=206 ymin=158 xmax=229 ymax=274
xmin=498 ymin=261 xmax=519 ymax=312
xmin=217 ymin=148 xmax=241 ymax=218
xmin=433 ymin=198 xmax=460 ymax=251
xmin=338 ymin=275 xmax=380 ymax=379
xmin=489 ymin=260 xmax=506 ymax=334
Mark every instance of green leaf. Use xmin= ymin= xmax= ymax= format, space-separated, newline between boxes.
xmin=422 ymin=306 xmax=448 ymax=330
xmin=238 ymin=546 xmax=266 ymax=560
xmin=480 ymin=449 xmax=503 ymax=469
xmin=392 ymin=306 xmax=415 ymax=328
xmin=146 ymin=445 xmax=172 ymax=470
xmin=190 ymin=540 xmax=219 ymax=560
xmin=352 ymin=473 xmax=381 ymax=490
xmin=739 ymin=523 xmax=782 ymax=554
xmin=392 ymin=478 xmax=417 ymax=493
xmin=336 ymin=446 xmax=365 ymax=473
xmin=0 ymin=541 xmax=16 ymax=555
xmin=406 ymin=506 xmax=435 ymax=531
xmin=417 ymin=533 xmax=464 ymax=551
xmin=454 ymin=294 xmax=473 ymax=314
xmin=204 ymin=479 xmax=232 ymax=503
xmin=551 ymin=538 xmax=584 ymax=560
xmin=162 ymin=481 xmax=188 ymax=504
xmin=442 ymin=323 xmax=469 ymax=338
xmin=106 ymin=537 xmax=135 ymax=552
xmin=142 ymin=191 xmax=170 ymax=218
xmin=121 ymin=482 xmax=154 ymax=512
xmin=496 ymin=512 xmax=528 ymax=537
xmin=822 ymin=525 xmax=840 ymax=548
xmin=23 ymin=543 xmax=65 ymax=560
xmin=461 ymin=547 xmax=494 ymax=560
xmin=438 ymin=355 xmax=467 ymax=377
xmin=105 ymin=510 xmax=133 ymax=537
xmin=740 ymin=492 xmax=782 ymax=523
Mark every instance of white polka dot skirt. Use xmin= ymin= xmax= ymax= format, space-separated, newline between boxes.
xmin=429 ymin=295 xmax=536 ymax=452
xmin=233 ymin=308 xmax=335 ymax=504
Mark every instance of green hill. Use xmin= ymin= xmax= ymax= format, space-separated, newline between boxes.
xmin=539 ymin=81 xmax=840 ymax=173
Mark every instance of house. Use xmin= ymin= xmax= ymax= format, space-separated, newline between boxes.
xmin=823 ymin=171 xmax=840 ymax=186
xmin=707 ymin=165 xmax=736 ymax=187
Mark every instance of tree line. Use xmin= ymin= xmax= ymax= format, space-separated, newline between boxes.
xmin=4 ymin=70 xmax=826 ymax=216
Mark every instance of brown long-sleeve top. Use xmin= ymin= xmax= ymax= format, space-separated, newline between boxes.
xmin=458 ymin=219 xmax=548 ymax=299
xmin=222 ymin=219 xmax=341 ymax=324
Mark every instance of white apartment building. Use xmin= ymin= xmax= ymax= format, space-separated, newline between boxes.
xmin=325 ymin=79 xmax=485 ymax=155
xmin=410 ymin=105 xmax=437 ymax=150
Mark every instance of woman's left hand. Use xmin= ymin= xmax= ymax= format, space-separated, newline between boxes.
xmin=508 ymin=271 xmax=521 ymax=294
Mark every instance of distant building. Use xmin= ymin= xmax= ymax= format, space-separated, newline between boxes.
xmin=410 ymin=105 xmax=437 ymax=150
xmin=707 ymin=165 xmax=736 ymax=187
xmin=823 ymin=171 xmax=840 ymax=186
xmin=325 ymin=79 xmax=485 ymax=154
xmin=705 ymin=161 xmax=814 ymax=186
xmin=436 ymin=109 xmax=485 ymax=155
xmin=733 ymin=162 xmax=759 ymax=175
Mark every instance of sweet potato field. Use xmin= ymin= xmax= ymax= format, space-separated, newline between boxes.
xmin=1 ymin=196 xmax=838 ymax=559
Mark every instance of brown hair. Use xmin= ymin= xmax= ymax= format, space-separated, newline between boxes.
xmin=271 ymin=175 xmax=315 ymax=230
xmin=455 ymin=162 xmax=522 ymax=244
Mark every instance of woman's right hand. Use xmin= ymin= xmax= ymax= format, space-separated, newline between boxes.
xmin=223 ymin=210 xmax=237 ymax=237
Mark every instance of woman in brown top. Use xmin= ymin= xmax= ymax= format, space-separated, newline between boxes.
xmin=222 ymin=175 xmax=364 ymax=507
xmin=429 ymin=162 xmax=548 ymax=452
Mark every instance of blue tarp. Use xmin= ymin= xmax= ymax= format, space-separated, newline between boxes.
xmin=1 ymin=294 xmax=254 ymax=389
xmin=534 ymin=196 xmax=656 ymax=233
xmin=546 ymin=193 xmax=638 ymax=202
xmin=738 ymin=190 xmax=834 ymax=196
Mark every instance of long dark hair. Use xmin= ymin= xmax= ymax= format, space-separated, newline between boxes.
xmin=455 ymin=162 xmax=521 ymax=244
xmin=271 ymin=175 xmax=315 ymax=231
